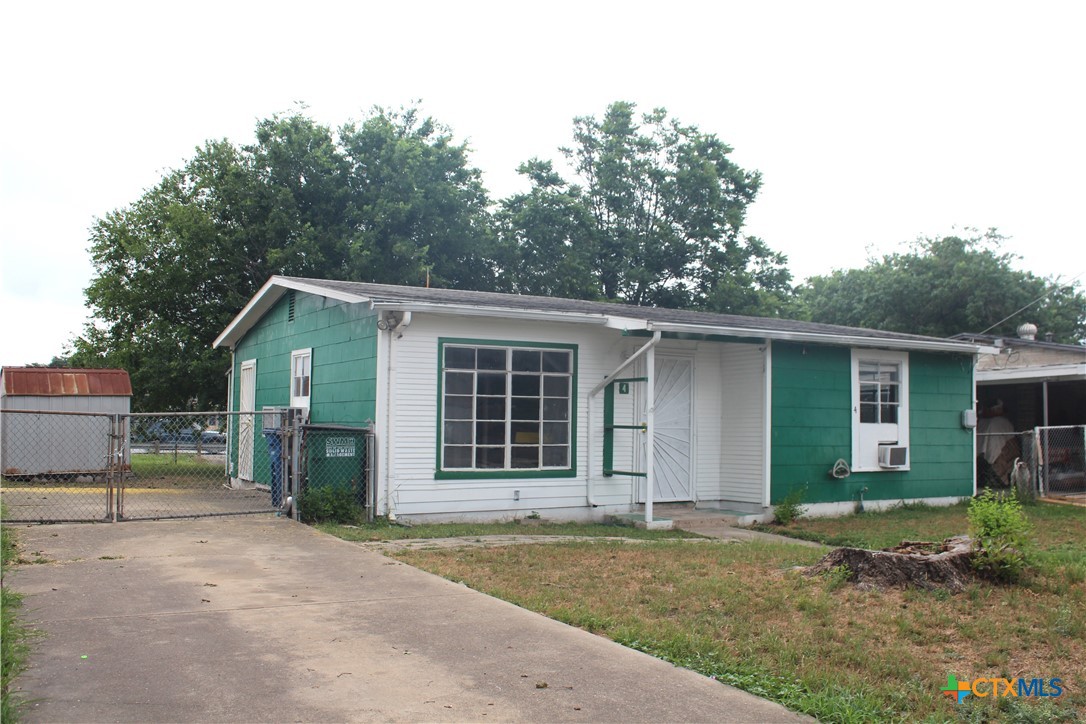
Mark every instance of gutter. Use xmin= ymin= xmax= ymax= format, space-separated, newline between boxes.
xmin=647 ymin=321 xmax=998 ymax=355
xmin=369 ymin=301 xmax=610 ymax=326
xmin=586 ymin=330 xmax=662 ymax=507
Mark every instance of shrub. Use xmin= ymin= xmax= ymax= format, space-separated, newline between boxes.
xmin=967 ymin=489 xmax=1032 ymax=583
xmin=298 ymin=484 xmax=363 ymax=524
xmin=774 ymin=486 xmax=807 ymax=525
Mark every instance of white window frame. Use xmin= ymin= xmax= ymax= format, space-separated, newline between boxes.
xmin=851 ymin=349 xmax=909 ymax=472
xmin=290 ymin=348 xmax=312 ymax=413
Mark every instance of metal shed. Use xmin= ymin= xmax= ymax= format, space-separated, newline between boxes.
xmin=1 ymin=367 xmax=132 ymax=479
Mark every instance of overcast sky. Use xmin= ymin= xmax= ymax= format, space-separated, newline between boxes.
xmin=2 ymin=0 xmax=1084 ymax=366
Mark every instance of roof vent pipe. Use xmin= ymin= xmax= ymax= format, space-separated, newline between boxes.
xmin=1017 ymin=323 xmax=1037 ymax=341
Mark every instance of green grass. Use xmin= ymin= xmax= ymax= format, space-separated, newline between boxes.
xmin=392 ymin=507 xmax=1086 ymax=723
xmin=2 ymin=508 xmax=35 ymax=722
xmin=130 ymin=453 xmax=224 ymax=475
xmin=318 ymin=518 xmax=701 ymax=542
xmin=124 ymin=452 xmax=230 ymax=489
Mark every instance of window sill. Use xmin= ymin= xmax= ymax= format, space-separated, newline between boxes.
xmin=850 ymin=465 xmax=911 ymax=474
xmin=435 ymin=468 xmax=578 ymax=480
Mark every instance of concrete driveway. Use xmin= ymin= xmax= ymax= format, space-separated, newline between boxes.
xmin=7 ymin=516 xmax=805 ymax=723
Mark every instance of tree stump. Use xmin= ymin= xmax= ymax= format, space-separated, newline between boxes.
xmin=806 ymin=536 xmax=975 ymax=591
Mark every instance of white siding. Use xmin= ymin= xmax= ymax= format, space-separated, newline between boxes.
xmin=374 ymin=318 xmax=768 ymax=518
xmin=694 ymin=344 xmax=724 ymax=502
xmin=717 ymin=344 xmax=766 ymax=503
xmin=382 ymin=314 xmax=636 ymax=518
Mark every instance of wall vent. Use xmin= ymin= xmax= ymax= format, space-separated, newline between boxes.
xmin=287 ymin=291 xmax=296 ymax=322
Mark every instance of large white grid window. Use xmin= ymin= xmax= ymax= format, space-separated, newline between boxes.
xmin=441 ymin=344 xmax=573 ymax=471
xmin=290 ymin=348 xmax=312 ymax=412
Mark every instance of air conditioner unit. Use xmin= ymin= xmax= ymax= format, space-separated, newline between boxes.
xmin=878 ymin=445 xmax=908 ymax=468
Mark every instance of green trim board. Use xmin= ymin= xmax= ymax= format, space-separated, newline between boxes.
xmin=435 ymin=337 xmax=579 ymax=481
xmin=602 ymin=377 xmax=648 ymax=479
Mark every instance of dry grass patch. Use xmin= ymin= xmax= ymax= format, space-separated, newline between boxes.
xmin=395 ymin=538 xmax=1085 ymax=723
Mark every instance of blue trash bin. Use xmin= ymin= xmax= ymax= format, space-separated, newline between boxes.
xmin=263 ymin=430 xmax=284 ymax=508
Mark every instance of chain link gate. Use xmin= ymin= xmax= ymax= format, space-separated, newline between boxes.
xmin=977 ymin=424 xmax=1085 ymax=503
xmin=2 ymin=409 xmax=376 ymax=523
xmin=1031 ymin=425 xmax=1085 ymax=502
xmin=1 ymin=409 xmax=119 ymax=522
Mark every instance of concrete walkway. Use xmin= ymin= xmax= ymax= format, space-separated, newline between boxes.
xmin=7 ymin=516 xmax=807 ymax=723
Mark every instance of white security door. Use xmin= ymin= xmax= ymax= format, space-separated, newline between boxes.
xmin=641 ymin=356 xmax=694 ymax=502
xmin=238 ymin=360 xmax=256 ymax=481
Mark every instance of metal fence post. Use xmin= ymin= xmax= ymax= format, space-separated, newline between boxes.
xmin=290 ymin=410 xmax=302 ymax=521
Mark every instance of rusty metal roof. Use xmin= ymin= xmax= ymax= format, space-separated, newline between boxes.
xmin=1 ymin=368 xmax=133 ymax=396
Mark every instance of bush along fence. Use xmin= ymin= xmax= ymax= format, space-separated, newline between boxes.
xmin=0 ymin=408 xmax=374 ymax=523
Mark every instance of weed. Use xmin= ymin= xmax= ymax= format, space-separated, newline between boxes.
xmin=968 ymin=490 xmax=1032 ymax=583
xmin=773 ymin=485 xmax=807 ymax=525
xmin=821 ymin=563 xmax=852 ymax=592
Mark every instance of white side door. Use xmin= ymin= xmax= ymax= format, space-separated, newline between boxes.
xmin=238 ymin=360 xmax=256 ymax=481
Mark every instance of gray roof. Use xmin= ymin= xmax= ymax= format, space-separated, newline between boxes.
xmin=293 ymin=277 xmax=978 ymax=343
xmin=215 ymin=275 xmax=992 ymax=354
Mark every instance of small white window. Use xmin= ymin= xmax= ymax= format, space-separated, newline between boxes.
xmin=851 ymin=350 xmax=909 ymax=471
xmin=291 ymin=349 xmax=312 ymax=412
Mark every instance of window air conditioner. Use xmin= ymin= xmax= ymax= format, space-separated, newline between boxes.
xmin=878 ymin=445 xmax=908 ymax=468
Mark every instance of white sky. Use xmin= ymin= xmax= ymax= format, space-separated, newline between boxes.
xmin=2 ymin=0 xmax=1084 ymax=366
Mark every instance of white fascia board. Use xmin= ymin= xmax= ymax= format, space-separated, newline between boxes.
xmin=647 ymin=321 xmax=993 ymax=355
xmin=213 ymin=276 xmax=374 ymax=350
xmin=976 ymin=363 xmax=1086 ymax=383
xmin=368 ymin=301 xmax=610 ymax=325
xmin=603 ymin=316 xmax=650 ymax=331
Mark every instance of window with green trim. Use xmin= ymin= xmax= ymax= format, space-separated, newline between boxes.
xmin=440 ymin=343 xmax=573 ymax=472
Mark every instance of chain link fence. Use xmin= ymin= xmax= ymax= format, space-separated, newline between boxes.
xmin=2 ymin=409 xmax=375 ymax=523
xmin=978 ymin=425 xmax=1085 ymax=502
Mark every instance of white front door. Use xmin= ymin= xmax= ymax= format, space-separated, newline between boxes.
xmin=640 ymin=355 xmax=694 ymax=502
xmin=238 ymin=360 xmax=256 ymax=481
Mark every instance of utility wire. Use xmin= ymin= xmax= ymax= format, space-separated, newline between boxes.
xmin=979 ymin=270 xmax=1084 ymax=335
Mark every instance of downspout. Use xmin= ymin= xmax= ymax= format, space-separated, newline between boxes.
xmin=382 ymin=310 xmax=413 ymax=522
xmin=587 ymin=330 xmax=662 ymax=507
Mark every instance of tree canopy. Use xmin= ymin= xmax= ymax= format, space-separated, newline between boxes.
xmin=71 ymin=107 xmax=498 ymax=410
xmin=498 ymin=102 xmax=793 ymax=315
xmin=796 ymin=231 xmax=1086 ymax=343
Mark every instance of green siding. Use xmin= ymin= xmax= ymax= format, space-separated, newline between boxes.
xmin=228 ymin=292 xmax=379 ymax=481
xmin=770 ymin=343 xmax=974 ymax=505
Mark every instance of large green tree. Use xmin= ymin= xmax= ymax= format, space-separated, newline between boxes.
xmin=72 ymin=108 xmax=498 ymax=410
xmin=498 ymin=102 xmax=792 ymax=314
xmin=796 ymin=231 xmax=1086 ymax=343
